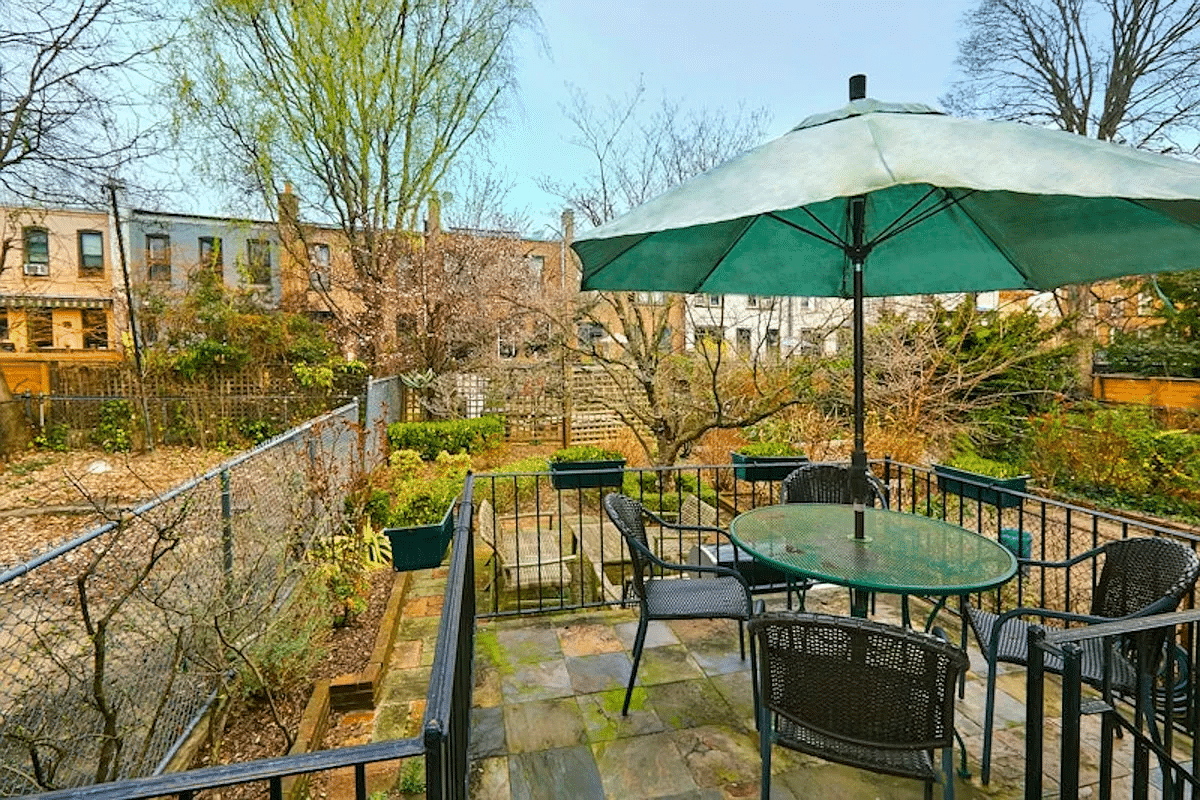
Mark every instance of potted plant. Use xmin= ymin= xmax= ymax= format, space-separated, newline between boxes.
xmin=933 ymin=455 xmax=1030 ymax=509
xmin=382 ymin=502 xmax=456 ymax=571
xmin=376 ymin=450 xmax=464 ymax=571
xmin=731 ymin=442 xmax=808 ymax=482
xmin=548 ymin=445 xmax=626 ymax=490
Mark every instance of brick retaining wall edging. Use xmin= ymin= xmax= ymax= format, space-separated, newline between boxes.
xmin=282 ymin=569 xmax=412 ymax=800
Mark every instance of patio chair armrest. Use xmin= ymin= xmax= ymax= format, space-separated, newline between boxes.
xmin=1016 ymin=542 xmax=1110 ymax=570
xmin=641 ymin=507 xmax=749 ymax=556
xmin=979 ymin=605 xmax=1120 ymax=662
xmin=642 ymin=506 xmax=724 ymax=535
xmin=626 ymin=533 xmax=752 ymax=587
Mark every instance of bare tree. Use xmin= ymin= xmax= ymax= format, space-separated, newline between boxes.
xmin=0 ymin=0 xmax=166 ymax=205
xmin=539 ymin=80 xmax=771 ymax=227
xmin=169 ymin=0 xmax=538 ymax=369
xmin=535 ymin=83 xmax=812 ymax=466
xmin=395 ymin=221 xmax=540 ymax=382
xmin=945 ymin=0 xmax=1200 ymax=151
xmin=944 ymin=0 xmax=1200 ymax=374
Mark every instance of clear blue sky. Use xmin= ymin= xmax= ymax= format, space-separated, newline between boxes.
xmin=496 ymin=0 xmax=975 ymax=237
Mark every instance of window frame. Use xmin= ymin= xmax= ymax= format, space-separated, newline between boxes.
xmin=146 ymin=233 xmax=171 ymax=282
xmin=77 ymin=230 xmax=104 ymax=277
xmin=198 ymin=236 xmax=223 ymax=274
xmin=246 ymin=238 xmax=272 ymax=286
xmin=25 ymin=308 xmax=53 ymax=349
xmin=23 ymin=227 xmax=50 ymax=276
xmin=694 ymin=325 xmax=725 ymax=346
xmin=309 ymin=242 xmax=331 ymax=291
xmin=82 ymin=308 xmax=108 ymax=349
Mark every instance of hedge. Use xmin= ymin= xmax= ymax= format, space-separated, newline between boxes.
xmin=387 ymin=415 xmax=504 ymax=460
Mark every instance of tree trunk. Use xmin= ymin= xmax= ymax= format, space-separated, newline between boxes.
xmin=1064 ymin=283 xmax=1095 ymax=397
xmin=0 ymin=371 xmax=31 ymax=458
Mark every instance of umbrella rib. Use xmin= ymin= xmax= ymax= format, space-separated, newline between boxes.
xmin=694 ymin=215 xmax=762 ymax=291
xmin=870 ymin=188 xmax=979 ymax=249
xmin=765 ymin=210 xmax=848 ymax=251
xmin=939 ymin=192 xmax=1037 ymax=287
xmin=868 ymin=186 xmax=942 ymax=244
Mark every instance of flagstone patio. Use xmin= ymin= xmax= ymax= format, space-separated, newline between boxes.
xmin=345 ymin=566 xmax=1160 ymax=799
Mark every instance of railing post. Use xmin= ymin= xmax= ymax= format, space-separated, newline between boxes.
xmin=1060 ymin=642 xmax=1083 ymax=799
xmin=220 ymin=468 xmax=234 ymax=591
xmin=1025 ymin=624 xmax=1046 ymax=799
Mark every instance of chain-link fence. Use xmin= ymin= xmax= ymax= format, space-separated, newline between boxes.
xmin=0 ymin=401 xmax=364 ymax=796
xmin=363 ymin=375 xmax=403 ymax=468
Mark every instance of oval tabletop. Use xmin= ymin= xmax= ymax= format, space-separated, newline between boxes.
xmin=728 ymin=504 xmax=1017 ymax=595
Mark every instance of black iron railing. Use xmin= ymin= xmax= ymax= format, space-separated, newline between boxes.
xmin=1026 ymin=609 xmax=1200 ymax=799
xmin=473 ymin=459 xmax=1200 ymax=622
xmin=24 ymin=476 xmax=479 ymax=800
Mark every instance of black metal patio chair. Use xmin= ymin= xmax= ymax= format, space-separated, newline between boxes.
xmin=750 ymin=612 xmax=968 ymax=800
xmin=780 ymin=462 xmax=889 ymax=611
xmin=967 ymin=536 xmax=1200 ymax=785
xmin=603 ymin=492 xmax=763 ymax=716
xmin=781 ymin=461 xmax=888 ymax=507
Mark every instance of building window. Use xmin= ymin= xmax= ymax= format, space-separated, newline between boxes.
xmin=798 ymin=328 xmax=823 ymax=354
xmin=695 ymin=293 xmax=722 ymax=307
xmin=498 ymin=330 xmax=517 ymax=359
xmin=309 ymin=243 xmax=331 ymax=291
xmin=247 ymin=239 xmax=271 ymax=286
xmin=23 ymin=228 xmax=49 ymax=276
xmin=26 ymin=309 xmax=53 ymax=349
xmin=695 ymin=325 xmax=725 ymax=346
xmin=577 ymin=321 xmax=605 ymax=349
xmin=797 ymin=296 xmax=814 ymax=310
xmin=199 ymin=237 xmax=223 ymax=274
xmin=747 ymin=295 xmax=774 ymax=310
xmin=736 ymin=327 xmax=752 ymax=355
xmin=146 ymin=234 xmax=171 ymax=281
xmin=636 ymin=291 xmax=666 ymax=305
xmin=78 ymin=230 xmax=104 ymax=276
xmin=765 ymin=328 xmax=781 ymax=354
xmin=526 ymin=254 xmax=544 ymax=285
xmin=0 ymin=309 xmax=9 ymax=345
xmin=82 ymin=309 xmax=108 ymax=349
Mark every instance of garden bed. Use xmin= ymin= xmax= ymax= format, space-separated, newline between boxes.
xmin=186 ymin=568 xmax=396 ymax=797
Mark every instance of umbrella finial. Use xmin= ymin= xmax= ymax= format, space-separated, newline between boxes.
xmin=849 ymin=74 xmax=867 ymax=101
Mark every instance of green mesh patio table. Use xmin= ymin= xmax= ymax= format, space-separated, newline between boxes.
xmin=729 ymin=504 xmax=1018 ymax=626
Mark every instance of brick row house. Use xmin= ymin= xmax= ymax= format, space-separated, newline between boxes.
xmin=3 ymin=197 xmax=1153 ymax=398
xmin=0 ymin=207 xmax=121 ymax=392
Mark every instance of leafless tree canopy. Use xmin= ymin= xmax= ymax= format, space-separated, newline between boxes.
xmin=0 ymin=0 xmax=165 ymax=203
xmin=538 ymin=80 xmax=772 ymax=227
xmin=944 ymin=0 xmax=1200 ymax=154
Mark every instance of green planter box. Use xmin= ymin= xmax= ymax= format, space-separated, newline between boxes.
xmin=731 ymin=452 xmax=808 ymax=482
xmin=384 ymin=505 xmax=455 ymax=571
xmin=549 ymin=459 xmax=626 ymax=490
xmin=934 ymin=464 xmax=1029 ymax=509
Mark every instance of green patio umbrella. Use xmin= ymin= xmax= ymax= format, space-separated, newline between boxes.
xmin=571 ymin=75 xmax=1200 ymax=539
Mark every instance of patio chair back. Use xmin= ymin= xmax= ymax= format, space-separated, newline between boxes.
xmin=1091 ymin=536 xmax=1200 ymax=619
xmin=603 ymin=492 xmax=654 ymax=600
xmin=781 ymin=462 xmax=888 ymax=508
xmin=751 ymin=612 xmax=967 ymax=799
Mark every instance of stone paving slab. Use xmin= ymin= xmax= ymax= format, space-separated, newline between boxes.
xmin=332 ymin=565 xmax=1147 ymax=799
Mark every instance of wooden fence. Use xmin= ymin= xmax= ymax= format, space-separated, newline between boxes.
xmin=1093 ymin=373 xmax=1200 ymax=411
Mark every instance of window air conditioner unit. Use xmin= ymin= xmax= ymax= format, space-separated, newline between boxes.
xmin=24 ymin=262 xmax=49 ymax=276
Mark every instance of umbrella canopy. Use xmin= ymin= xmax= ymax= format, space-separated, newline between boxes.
xmin=571 ymin=77 xmax=1200 ymax=534
xmin=574 ymin=98 xmax=1200 ymax=297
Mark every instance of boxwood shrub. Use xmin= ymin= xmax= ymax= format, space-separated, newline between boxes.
xmin=387 ymin=415 xmax=504 ymax=460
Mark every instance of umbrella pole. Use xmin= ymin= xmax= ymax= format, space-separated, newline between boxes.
xmin=850 ymin=196 xmax=868 ymax=542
